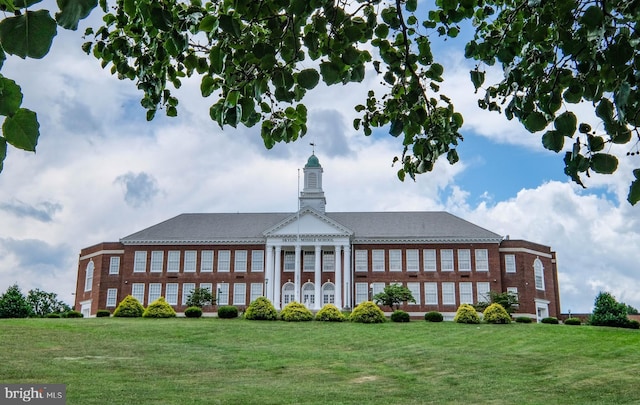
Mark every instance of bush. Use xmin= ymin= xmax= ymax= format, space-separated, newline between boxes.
xmin=625 ymin=319 xmax=640 ymax=329
xmin=483 ymin=303 xmax=511 ymax=324
xmin=45 ymin=313 xmax=61 ymax=318
xmin=143 ymin=297 xmax=177 ymax=318
xmin=218 ymin=305 xmax=239 ymax=319
xmin=0 ymin=284 xmax=32 ymax=318
xmin=454 ymin=304 xmax=480 ymax=324
xmin=515 ymin=316 xmax=533 ymax=323
xmin=424 ymin=311 xmax=444 ymax=322
xmin=184 ymin=306 xmax=203 ymax=318
xmin=244 ymin=297 xmax=277 ymax=320
xmin=590 ymin=291 xmax=629 ymax=328
xmin=280 ymin=302 xmax=313 ymax=322
xmin=113 ymin=295 xmax=144 ymax=318
xmin=541 ymin=317 xmax=559 ymax=324
xmin=391 ymin=310 xmax=410 ymax=322
xmin=349 ymin=301 xmax=386 ymax=324
xmin=564 ymin=317 xmax=581 ymax=325
xmin=64 ymin=310 xmax=83 ymax=318
xmin=96 ymin=310 xmax=111 ymax=317
xmin=316 ymin=304 xmax=345 ymax=322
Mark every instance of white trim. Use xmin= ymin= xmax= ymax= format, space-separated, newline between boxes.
xmin=499 ymin=247 xmax=552 ymax=258
xmin=80 ymin=249 xmax=125 ymax=260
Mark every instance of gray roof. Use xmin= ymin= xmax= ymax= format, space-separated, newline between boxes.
xmin=120 ymin=211 xmax=503 ymax=245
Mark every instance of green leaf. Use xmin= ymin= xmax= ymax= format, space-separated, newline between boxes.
xmin=389 ymin=119 xmax=403 ymax=137
xmin=0 ymin=137 xmax=6 ymax=173
xmin=628 ymin=178 xmax=640 ymax=205
xmin=297 ymin=69 xmax=320 ymax=90
xmin=2 ymin=108 xmax=39 ymax=151
xmin=542 ymin=130 xmax=564 ymax=152
xmin=554 ymin=111 xmax=577 ymax=137
xmin=149 ymin=4 xmax=173 ymax=31
xmin=595 ymin=99 xmax=614 ymax=122
xmin=587 ymin=135 xmax=605 ymax=152
xmin=581 ymin=5 xmax=603 ymax=29
xmin=319 ymin=61 xmax=342 ymax=85
xmin=55 ymin=0 xmax=98 ymax=30
xmin=590 ymin=153 xmax=618 ymax=174
xmin=470 ymin=70 xmax=485 ymax=91
xmin=219 ymin=14 xmax=241 ymax=37
xmin=199 ymin=15 xmax=218 ymax=32
xmin=406 ymin=0 xmax=417 ymax=12
xmin=523 ymin=112 xmax=547 ymax=132
xmin=0 ymin=76 xmax=23 ymax=117
xmin=578 ymin=123 xmax=591 ymax=134
xmin=0 ymin=10 xmax=57 ymax=59
xmin=200 ymin=76 xmax=215 ymax=97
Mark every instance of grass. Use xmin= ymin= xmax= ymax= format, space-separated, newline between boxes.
xmin=1 ymin=318 xmax=639 ymax=404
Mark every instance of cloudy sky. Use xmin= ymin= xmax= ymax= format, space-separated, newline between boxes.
xmin=1 ymin=5 xmax=639 ymax=313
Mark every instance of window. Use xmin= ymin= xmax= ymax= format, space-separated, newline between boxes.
xmin=505 ymin=254 xmax=516 ymax=273
xmin=372 ymin=250 xmax=385 ymax=272
xmin=132 ymin=283 xmax=145 ymax=305
xmin=148 ymin=283 xmax=162 ymax=303
xmin=475 ymin=249 xmax=489 ymax=272
xmin=282 ymin=283 xmax=295 ymax=305
xmin=441 ymin=249 xmax=454 ymax=272
xmin=458 ymin=249 xmax=471 ymax=271
xmin=423 ymin=249 xmax=437 ymax=272
xmin=109 ymin=257 xmax=120 ymax=275
xmin=407 ymin=282 xmax=420 ymax=305
xmin=167 ymin=251 xmax=180 ymax=272
xmin=217 ymin=283 xmax=229 ymax=305
xmin=106 ymin=288 xmax=117 ymax=307
xmin=507 ymin=287 xmax=519 ymax=303
xmin=134 ymin=251 xmax=147 ymax=273
xmin=182 ymin=283 xmax=195 ymax=305
xmin=218 ymin=250 xmax=231 ymax=272
xmin=302 ymin=283 xmax=315 ymax=306
xmin=284 ymin=251 xmax=295 ymax=272
xmin=166 ymin=284 xmax=178 ymax=305
xmin=150 ymin=251 xmax=164 ymax=273
xmin=355 ymin=283 xmax=368 ymax=304
xmin=424 ymin=282 xmax=438 ymax=305
xmin=322 ymin=283 xmax=335 ymax=304
xmin=477 ymin=282 xmax=491 ymax=303
xmin=459 ymin=282 xmax=473 ymax=304
xmin=389 ymin=250 xmax=402 ymax=272
xmin=84 ymin=261 xmax=94 ymax=291
xmin=184 ymin=251 xmax=197 ymax=272
xmin=234 ymin=250 xmax=247 ymax=272
xmin=406 ymin=250 xmax=419 ymax=272
xmin=200 ymin=251 xmax=214 ymax=272
xmin=534 ymin=258 xmax=545 ymax=290
xmin=250 ymin=283 xmax=263 ymax=302
xmin=371 ymin=282 xmax=385 ymax=298
xmin=200 ymin=283 xmax=213 ymax=300
xmin=251 ymin=250 xmax=264 ymax=272
xmin=323 ymin=251 xmax=335 ymax=272
xmin=355 ymin=250 xmax=368 ymax=272
xmin=233 ymin=283 xmax=246 ymax=305
xmin=442 ymin=282 xmax=456 ymax=305
xmin=303 ymin=251 xmax=315 ymax=272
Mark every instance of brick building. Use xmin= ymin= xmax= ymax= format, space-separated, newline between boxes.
xmin=75 ymin=154 xmax=561 ymax=320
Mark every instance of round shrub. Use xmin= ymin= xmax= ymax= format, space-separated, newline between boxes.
xmin=483 ymin=303 xmax=511 ymax=324
xmin=244 ymin=297 xmax=277 ymax=320
xmin=454 ymin=304 xmax=480 ymax=324
xmin=113 ymin=295 xmax=144 ymax=318
xmin=564 ymin=317 xmax=581 ymax=325
xmin=143 ymin=297 xmax=176 ymax=318
xmin=96 ymin=310 xmax=111 ymax=318
xmin=515 ymin=316 xmax=533 ymax=323
xmin=541 ymin=317 xmax=559 ymax=324
xmin=424 ymin=311 xmax=444 ymax=322
xmin=349 ymin=301 xmax=386 ymax=324
xmin=391 ymin=310 xmax=410 ymax=323
xmin=625 ymin=319 xmax=640 ymax=329
xmin=45 ymin=313 xmax=61 ymax=318
xmin=184 ymin=306 xmax=203 ymax=318
xmin=280 ymin=302 xmax=313 ymax=322
xmin=218 ymin=305 xmax=239 ymax=319
xmin=316 ymin=304 xmax=345 ymax=322
xmin=64 ymin=310 xmax=83 ymax=318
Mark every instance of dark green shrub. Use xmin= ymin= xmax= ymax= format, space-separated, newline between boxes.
xmin=625 ymin=319 xmax=640 ymax=329
xmin=316 ymin=304 xmax=345 ymax=322
xmin=113 ymin=295 xmax=144 ymax=318
xmin=96 ymin=310 xmax=111 ymax=317
xmin=185 ymin=287 xmax=214 ymax=308
xmin=454 ymin=304 xmax=480 ymax=324
xmin=143 ymin=297 xmax=176 ymax=318
xmin=349 ymin=301 xmax=386 ymax=323
xmin=280 ymin=302 xmax=313 ymax=322
xmin=590 ymin=291 xmax=628 ymax=328
xmin=424 ymin=311 xmax=444 ymax=322
xmin=564 ymin=317 xmax=581 ymax=325
xmin=0 ymin=284 xmax=32 ymax=318
xmin=45 ymin=313 xmax=61 ymax=318
xmin=218 ymin=305 xmax=239 ymax=319
xmin=244 ymin=297 xmax=277 ymax=320
xmin=391 ymin=310 xmax=410 ymax=322
xmin=64 ymin=310 xmax=83 ymax=318
xmin=184 ymin=306 xmax=203 ymax=318
xmin=515 ymin=316 xmax=533 ymax=323
xmin=483 ymin=303 xmax=511 ymax=324
xmin=541 ymin=317 xmax=559 ymax=324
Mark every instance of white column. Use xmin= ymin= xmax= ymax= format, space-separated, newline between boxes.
xmin=274 ymin=245 xmax=282 ymax=310
xmin=343 ymin=244 xmax=351 ymax=309
xmin=265 ymin=244 xmax=274 ymax=302
xmin=294 ymin=244 xmax=301 ymax=303
xmin=335 ymin=245 xmax=342 ymax=309
xmin=314 ymin=245 xmax=322 ymax=310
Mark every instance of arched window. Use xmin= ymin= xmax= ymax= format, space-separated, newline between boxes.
xmin=534 ymin=258 xmax=545 ymax=290
xmin=84 ymin=260 xmax=94 ymax=292
xmin=302 ymin=282 xmax=315 ymax=307
xmin=282 ymin=282 xmax=295 ymax=305
xmin=322 ymin=282 xmax=335 ymax=305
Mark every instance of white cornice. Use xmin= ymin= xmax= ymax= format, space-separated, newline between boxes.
xmin=499 ymin=247 xmax=553 ymax=258
xmin=80 ymin=250 xmax=125 ymax=260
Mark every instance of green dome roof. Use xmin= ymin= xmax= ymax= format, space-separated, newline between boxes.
xmin=305 ymin=154 xmax=321 ymax=168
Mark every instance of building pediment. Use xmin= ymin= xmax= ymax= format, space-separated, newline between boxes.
xmin=263 ymin=207 xmax=353 ymax=238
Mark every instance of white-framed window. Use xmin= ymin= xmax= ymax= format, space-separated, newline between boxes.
xmin=109 ymin=257 xmax=120 ymax=275
xmin=442 ymin=282 xmax=456 ymax=305
xmin=475 ymin=249 xmax=489 ymax=272
xmin=303 ymin=251 xmax=315 ymax=272
xmin=372 ymin=250 xmax=385 ymax=272
xmin=251 ymin=250 xmax=264 ymax=272
xmin=459 ymin=282 xmax=473 ymax=304
xmin=150 ymin=251 xmax=164 ymax=273
xmin=389 ymin=250 xmax=402 ymax=272
xmin=84 ymin=260 xmax=94 ymax=291
xmin=284 ymin=251 xmax=295 ymax=272
xmin=282 ymin=282 xmax=295 ymax=305
xmin=505 ymin=254 xmax=516 ymax=273
xmin=106 ymin=288 xmax=118 ymax=307
xmin=477 ymin=282 xmax=491 ymax=304
xmin=234 ymin=250 xmax=247 ymax=272
xmin=407 ymin=282 xmax=420 ymax=305
xmin=250 ymin=283 xmax=263 ymax=302
xmin=132 ymin=283 xmax=145 ymax=305
xmin=218 ymin=250 xmax=231 ymax=272
xmin=406 ymin=250 xmax=419 ymax=272
xmin=355 ymin=283 xmax=369 ymax=304
xmin=507 ymin=287 xmax=519 ymax=304
xmin=133 ymin=251 xmax=147 ymax=273
xmin=148 ymin=283 xmax=162 ymax=303
xmin=441 ymin=249 xmax=454 ymax=272
xmin=165 ymin=283 xmax=178 ymax=305
xmin=184 ymin=251 xmax=197 ymax=273
xmin=423 ymin=249 xmax=437 ymax=272
xmin=458 ymin=249 xmax=471 ymax=271
xmin=302 ymin=282 xmax=315 ymax=306
xmin=424 ymin=282 xmax=438 ymax=305
xmin=216 ymin=283 xmax=229 ymax=305
xmin=322 ymin=282 xmax=335 ymax=304
xmin=323 ymin=251 xmax=335 ymax=272
xmin=534 ymin=258 xmax=545 ymax=290
xmin=371 ymin=282 xmax=385 ymax=298
xmin=200 ymin=283 xmax=213 ymax=301
xmin=200 ymin=251 xmax=214 ymax=272
xmin=233 ymin=283 xmax=246 ymax=305
xmin=167 ymin=251 xmax=180 ymax=272
xmin=182 ymin=283 xmax=195 ymax=305
xmin=355 ymin=250 xmax=368 ymax=272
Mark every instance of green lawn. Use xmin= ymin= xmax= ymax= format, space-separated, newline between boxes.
xmin=1 ymin=318 xmax=639 ymax=404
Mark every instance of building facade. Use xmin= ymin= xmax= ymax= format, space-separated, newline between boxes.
xmin=75 ymin=155 xmax=561 ymax=320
